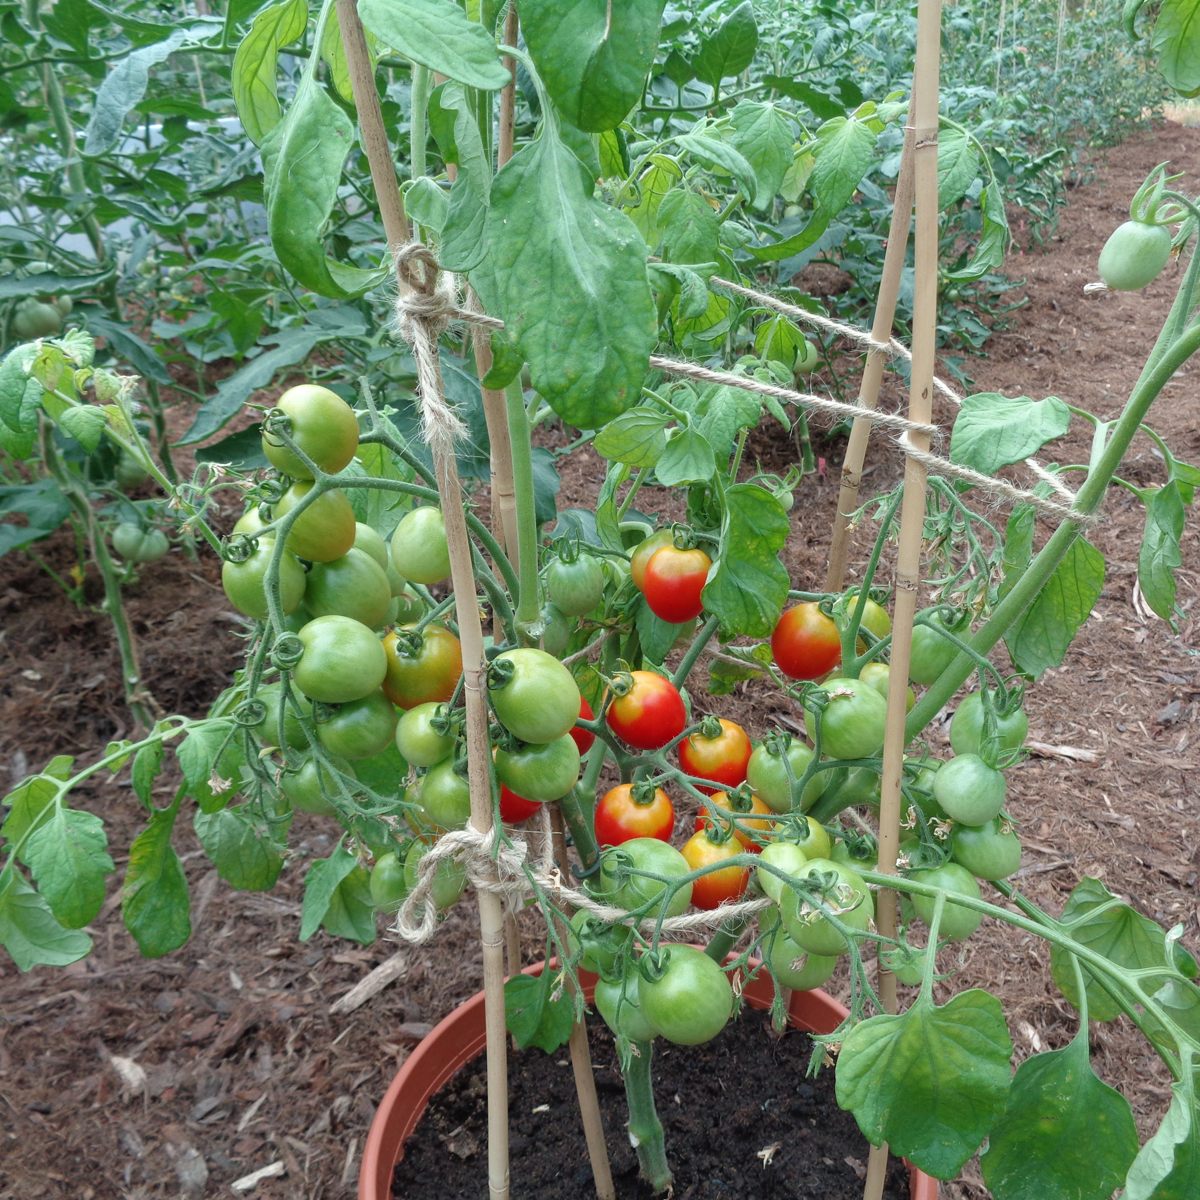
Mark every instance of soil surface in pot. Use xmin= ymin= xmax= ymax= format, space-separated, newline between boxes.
xmin=391 ymin=1005 xmax=910 ymax=1199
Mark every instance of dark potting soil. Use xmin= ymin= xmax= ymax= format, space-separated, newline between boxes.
xmin=391 ymin=1005 xmax=911 ymax=1200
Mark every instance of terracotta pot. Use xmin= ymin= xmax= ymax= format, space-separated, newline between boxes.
xmin=360 ymin=960 xmax=939 ymax=1200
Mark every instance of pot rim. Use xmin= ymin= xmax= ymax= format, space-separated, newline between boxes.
xmin=360 ymin=958 xmax=938 ymax=1200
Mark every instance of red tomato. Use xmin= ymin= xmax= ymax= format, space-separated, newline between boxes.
xmin=606 ymin=670 xmax=687 ymax=750
xmin=694 ymin=790 xmax=774 ymax=852
xmin=570 ymin=696 xmax=596 ymax=756
xmin=678 ymin=718 xmax=752 ymax=795
xmin=594 ymin=783 xmax=675 ymax=845
xmin=498 ymin=783 xmax=542 ymax=824
xmin=681 ymin=829 xmax=749 ymax=909
xmin=643 ymin=545 xmax=712 ymax=624
xmin=770 ymin=602 xmax=842 ymax=681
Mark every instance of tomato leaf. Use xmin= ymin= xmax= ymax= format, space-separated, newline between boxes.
xmin=1149 ymin=0 xmax=1200 ymax=96
xmin=356 ymin=0 xmax=510 ymax=91
xmin=647 ymin=262 xmax=713 ymax=323
xmin=123 ymin=805 xmax=191 ymax=958
xmin=655 ymin=425 xmax=716 ymax=486
xmin=658 ymin=188 xmax=722 ymax=265
xmin=176 ymin=720 xmax=234 ymax=791
xmin=1050 ymin=877 xmax=1182 ymax=1023
xmin=980 ymin=1028 xmax=1139 ymax=1200
xmin=519 ymin=0 xmax=666 ymax=132
xmin=24 ymin=807 xmax=113 ymax=929
xmin=195 ymin=806 xmax=285 ymax=892
xmin=472 ymin=125 xmax=656 ymax=430
xmin=0 ymin=344 xmax=38 ymax=434
xmin=690 ymin=1 xmax=758 ymax=88
xmin=261 ymin=74 xmax=390 ymax=300
xmin=351 ymin=742 xmax=409 ymax=802
xmin=504 ymin=970 xmax=574 ymax=1053
xmin=300 ymin=840 xmax=374 ymax=943
xmin=131 ymin=739 xmax=164 ymax=807
xmin=428 ymin=81 xmax=491 ymax=204
xmin=937 ymin=126 xmax=980 ymax=211
xmin=1 ymin=772 xmax=60 ymax=848
xmin=835 ymin=989 xmax=1013 ymax=1179
xmin=1005 ymin=537 xmax=1105 ymax=679
xmin=56 ymin=404 xmax=108 ymax=453
xmin=1121 ymin=1083 xmax=1200 ymax=1200
xmin=949 ymin=393 xmax=1071 ymax=476
xmin=479 ymin=332 xmax=524 ymax=391
xmin=691 ymin=383 xmax=763 ymax=463
xmin=82 ymin=30 xmax=189 ymax=156
xmin=729 ymin=101 xmax=795 ymax=209
xmin=594 ymin=407 xmax=669 ymax=468
xmin=674 ymin=134 xmax=758 ymax=204
xmin=632 ymin=593 xmax=690 ymax=665
xmin=702 ymin=482 xmax=789 ymax=638
xmin=998 ymin=504 xmax=1035 ymax=601
xmin=595 ymin=461 xmax=631 ymax=553
xmin=625 ymin=154 xmax=683 ymax=246
xmin=0 ymin=478 xmax=71 ymax=555
xmin=706 ymin=656 xmax=763 ymax=695
xmin=0 ymin=866 xmax=92 ymax=972
xmin=947 ymin=180 xmax=1010 ymax=281
xmin=231 ymin=0 xmax=309 ymax=146
xmin=1138 ymin=481 xmax=1185 ymax=625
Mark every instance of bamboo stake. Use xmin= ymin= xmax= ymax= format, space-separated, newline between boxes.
xmin=548 ymin=806 xmax=616 ymax=1200
xmin=863 ymin=3 xmax=943 ymax=1198
xmin=498 ymin=3 xmax=519 ymax=167
xmin=335 ymin=0 xmax=410 ymax=247
xmin=824 ymin=88 xmax=919 ymax=593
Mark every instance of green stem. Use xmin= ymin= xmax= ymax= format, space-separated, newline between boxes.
xmin=703 ymin=919 xmax=744 ymax=963
xmin=670 ymin=613 xmax=719 ymax=689
xmin=142 ymin=380 xmax=178 ymax=483
xmin=623 ymin=1041 xmax=672 ymax=1193
xmin=906 ymin=315 xmax=1200 ymax=742
xmin=505 ymin=377 xmax=541 ymax=641
xmin=558 ymin=786 xmax=601 ymax=873
xmin=411 ymin=64 xmax=431 ymax=181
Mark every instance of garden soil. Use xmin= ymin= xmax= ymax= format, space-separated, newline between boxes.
xmin=0 ymin=122 xmax=1197 ymax=1200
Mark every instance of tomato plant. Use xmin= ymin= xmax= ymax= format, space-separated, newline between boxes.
xmin=494 ymin=735 xmax=580 ymax=803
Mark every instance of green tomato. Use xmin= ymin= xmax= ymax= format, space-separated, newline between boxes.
xmin=910 ymin=862 xmax=983 ymax=942
xmin=354 ymin=522 xmax=390 ymax=571
xmin=370 ymin=851 xmax=409 ymax=912
xmin=933 ymin=753 xmax=1007 ymax=825
xmin=804 ymin=677 xmax=888 ymax=760
xmin=831 ymin=835 xmax=879 ymax=874
xmin=904 ymin=758 xmax=947 ymax=823
xmin=568 ymin=910 xmax=632 ymax=974
xmin=116 ymin=450 xmax=149 ymax=490
xmin=599 ymin=837 xmax=693 ymax=918
xmin=951 ymin=817 xmax=1022 ymax=880
xmin=756 ymin=840 xmax=809 ymax=903
xmin=859 ymin=662 xmax=915 ymax=712
xmin=594 ymin=970 xmax=659 ymax=1042
xmin=293 ymin=614 xmax=388 ymax=703
xmin=404 ymin=838 xmax=468 ymax=909
xmin=638 ymin=946 xmax=733 ymax=1046
xmin=488 ymin=648 xmax=581 ymax=744
xmin=54 ymin=295 xmax=73 ymax=317
xmin=494 ymin=734 xmax=580 ymax=803
xmin=281 ymin=601 xmax=314 ymax=634
xmin=111 ymin=524 xmax=169 ymax=563
xmin=12 ymin=299 xmax=62 ymax=339
xmin=909 ymin=610 xmax=968 ymax=686
xmin=836 ymin=767 xmax=882 ymax=812
xmin=949 ymin=692 xmax=1028 ymax=757
xmin=1098 ymin=219 xmax=1172 ymax=291
xmin=880 ymin=945 xmax=928 ymax=986
xmin=396 ymin=702 xmax=456 ymax=768
xmin=745 ymin=736 xmax=824 ymax=813
xmin=419 ymin=757 xmax=471 ymax=830
xmin=251 ymin=682 xmax=312 ymax=749
xmin=392 ymin=588 xmax=426 ymax=625
xmin=261 ymin=384 xmax=359 ymax=480
xmin=766 ymin=925 xmax=837 ymax=990
xmin=390 ymin=506 xmax=451 ymax=585
xmin=541 ymin=603 xmax=572 ymax=657
xmin=304 ymin=547 xmax=392 ymax=628
xmin=280 ymin=753 xmax=353 ymax=815
xmin=222 ymin=538 xmax=306 ymax=620
xmin=546 ymin=553 xmax=605 ymax=617
xmin=274 ymin=480 xmax=357 ymax=563
xmin=315 ymin=688 xmax=398 ymax=760
xmin=780 ymin=858 xmax=874 ymax=957
xmin=793 ymin=337 xmax=820 ymax=375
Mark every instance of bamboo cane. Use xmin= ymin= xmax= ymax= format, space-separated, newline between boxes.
xmin=498 ymin=3 xmax=519 ymax=167
xmin=863 ymin=3 xmax=943 ymax=1198
xmin=334 ymin=0 xmax=410 ymax=247
xmin=824 ymin=87 xmax=919 ymax=593
xmin=548 ymin=806 xmax=616 ymax=1200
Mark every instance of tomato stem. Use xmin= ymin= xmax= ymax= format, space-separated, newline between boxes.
xmin=622 ymin=1040 xmax=673 ymax=1193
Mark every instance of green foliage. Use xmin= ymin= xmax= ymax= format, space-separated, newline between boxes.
xmin=504 ymin=969 xmax=575 ymax=1053
xmin=950 ymin=394 xmax=1072 ymax=475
